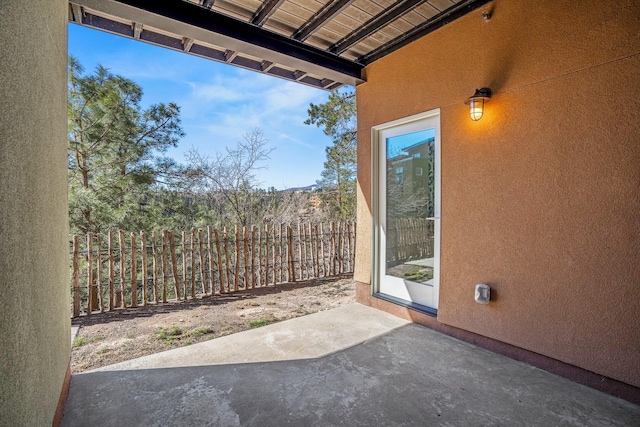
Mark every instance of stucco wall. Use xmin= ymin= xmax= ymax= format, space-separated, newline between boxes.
xmin=0 ymin=0 xmax=70 ymax=424
xmin=355 ymin=0 xmax=640 ymax=387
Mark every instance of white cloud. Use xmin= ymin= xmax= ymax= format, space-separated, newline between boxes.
xmin=177 ymin=70 xmax=328 ymax=152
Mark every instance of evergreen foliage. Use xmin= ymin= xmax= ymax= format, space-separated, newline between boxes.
xmin=68 ymin=57 xmax=184 ymax=234
xmin=305 ymin=90 xmax=357 ymax=220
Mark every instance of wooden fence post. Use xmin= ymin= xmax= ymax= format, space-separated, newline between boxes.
xmin=352 ymin=221 xmax=357 ymax=270
xmin=319 ymin=223 xmax=326 ymax=277
xmin=108 ymin=231 xmax=115 ymax=310
xmin=207 ymin=226 xmax=215 ymax=296
xmin=251 ymin=226 xmax=257 ymax=289
xmin=96 ymin=234 xmax=104 ymax=313
xmin=130 ymin=232 xmax=138 ymax=308
xmin=72 ymin=235 xmax=80 ymax=317
xmin=214 ymin=228 xmax=224 ymax=294
xmin=161 ymin=230 xmax=168 ymax=303
xmin=86 ymin=233 xmax=93 ymax=315
xmin=312 ymin=224 xmax=318 ymax=278
xmin=279 ymin=223 xmax=285 ymax=284
xmin=264 ymin=224 xmax=270 ymax=285
xmin=182 ymin=231 xmax=188 ymax=299
xmin=151 ymin=230 xmax=159 ymax=303
xmin=234 ymin=226 xmax=240 ymax=291
xmin=169 ymin=231 xmax=181 ymax=301
xmin=243 ymin=227 xmax=250 ymax=289
xmin=258 ymin=226 xmax=263 ymax=287
xmin=141 ymin=231 xmax=147 ymax=306
xmin=198 ymin=229 xmax=206 ymax=295
xmin=288 ymin=225 xmax=296 ymax=282
xmin=118 ymin=230 xmax=126 ymax=308
xmin=296 ymin=223 xmax=303 ymax=280
xmin=191 ymin=229 xmax=197 ymax=297
xmin=223 ymin=227 xmax=232 ymax=293
xmin=337 ymin=221 xmax=342 ymax=274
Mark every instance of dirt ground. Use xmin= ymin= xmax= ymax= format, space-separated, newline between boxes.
xmin=71 ymin=276 xmax=355 ymax=372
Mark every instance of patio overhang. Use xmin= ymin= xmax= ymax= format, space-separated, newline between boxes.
xmin=68 ymin=0 xmax=492 ymax=90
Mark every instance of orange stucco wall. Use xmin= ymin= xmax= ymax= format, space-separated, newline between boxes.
xmin=355 ymin=0 xmax=640 ymax=387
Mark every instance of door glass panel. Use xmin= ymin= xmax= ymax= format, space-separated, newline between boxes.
xmin=385 ymin=129 xmax=435 ymax=285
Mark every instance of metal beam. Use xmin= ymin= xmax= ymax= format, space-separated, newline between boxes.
xmin=201 ymin=0 xmax=215 ymax=9
xmin=251 ymin=0 xmax=285 ymax=26
xmin=292 ymin=0 xmax=354 ymax=41
xmin=261 ymin=60 xmax=275 ymax=72
xmin=360 ymin=0 xmax=492 ymax=64
xmin=293 ymin=70 xmax=307 ymax=81
xmin=71 ymin=0 xmax=364 ymax=86
xmin=70 ymin=3 xmax=83 ymax=23
xmin=182 ymin=37 xmax=194 ymax=52
xmin=224 ymin=49 xmax=239 ymax=63
xmin=330 ymin=0 xmax=425 ymax=55
xmin=132 ymin=21 xmax=143 ymax=39
xmin=320 ymin=78 xmax=335 ymax=89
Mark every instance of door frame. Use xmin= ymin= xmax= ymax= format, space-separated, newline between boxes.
xmin=371 ymin=108 xmax=441 ymax=312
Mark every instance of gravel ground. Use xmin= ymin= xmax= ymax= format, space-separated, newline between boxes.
xmin=71 ymin=276 xmax=355 ymax=372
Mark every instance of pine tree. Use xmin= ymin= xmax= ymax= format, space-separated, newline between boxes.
xmin=305 ymin=90 xmax=356 ymax=220
xmin=67 ymin=57 xmax=184 ymax=234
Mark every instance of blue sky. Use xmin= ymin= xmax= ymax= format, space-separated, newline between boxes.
xmin=68 ymin=24 xmax=338 ymax=189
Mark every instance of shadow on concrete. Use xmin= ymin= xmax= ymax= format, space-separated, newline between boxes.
xmin=62 ymin=322 xmax=640 ymax=426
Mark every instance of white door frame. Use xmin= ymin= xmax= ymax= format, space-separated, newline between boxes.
xmin=371 ymin=109 xmax=441 ymax=310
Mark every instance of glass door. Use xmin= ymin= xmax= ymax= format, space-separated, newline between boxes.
xmin=373 ymin=110 xmax=440 ymax=310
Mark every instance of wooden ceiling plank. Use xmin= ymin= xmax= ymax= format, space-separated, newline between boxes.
xmin=397 ymin=9 xmax=427 ymax=26
xmin=428 ymin=0 xmax=456 ymax=12
xmin=330 ymin=0 xmax=426 ymax=54
xmin=350 ymin=0 xmax=386 ymax=16
xmin=413 ymin=2 xmax=439 ymax=19
xmin=292 ymin=0 xmax=356 ymax=41
xmin=360 ymin=0 xmax=491 ymax=64
xmin=251 ymin=0 xmax=286 ymax=26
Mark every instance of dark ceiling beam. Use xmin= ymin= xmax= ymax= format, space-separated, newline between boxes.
xmin=251 ymin=0 xmax=286 ymax=26
xmin=292 ymin=0 xmax=355 ymax=41
xmin=329 ymin=0 xmax=425 ymax=54
xmin=360 ymin=0 xmax=492 ymax=64
xmin=71 ymin=0 xmax=364 ymax=86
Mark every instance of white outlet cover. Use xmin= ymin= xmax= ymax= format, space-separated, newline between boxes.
xmin=475 ymin=284 xmax=490 ymax=304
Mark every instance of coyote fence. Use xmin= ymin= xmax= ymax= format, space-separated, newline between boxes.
xmin=385 ymin=218 xmax=435 ymax=267
xmin=70 ymin=221 xmax=356 ymax=317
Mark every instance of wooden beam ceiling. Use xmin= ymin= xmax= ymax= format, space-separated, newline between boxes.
xmin=69 ymin=0 xmax=494 ymax=89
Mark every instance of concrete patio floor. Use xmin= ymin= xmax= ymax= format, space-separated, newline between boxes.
xmin=62 ymin=303 xmax=640 ymax=426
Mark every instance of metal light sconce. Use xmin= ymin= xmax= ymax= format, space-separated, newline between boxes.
xmin=465 ymin=88 xmax=491 ymax=121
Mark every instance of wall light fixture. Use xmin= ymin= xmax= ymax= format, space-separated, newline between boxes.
xmin=465 ymin=88 xmax=491 ymax=121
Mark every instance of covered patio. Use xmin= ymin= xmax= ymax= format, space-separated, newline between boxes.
xmin=62 ymin=304 xmax=640 ymax=426
xmin=1 ymin=1 xmax=639 ymax=425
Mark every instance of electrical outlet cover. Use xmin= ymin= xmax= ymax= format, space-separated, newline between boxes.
xmin=475 ymin=284 xmax=490 ymax=304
